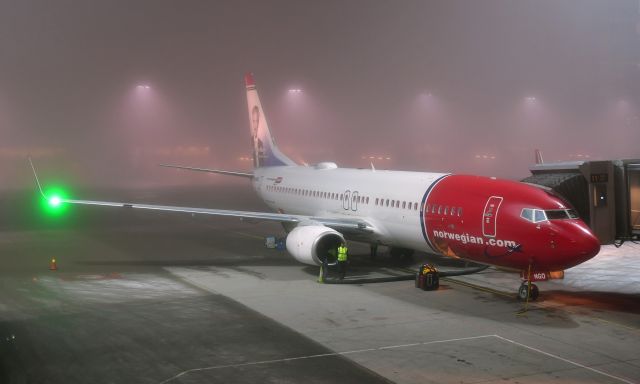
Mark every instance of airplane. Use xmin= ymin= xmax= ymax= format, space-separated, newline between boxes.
xmin=30 ymin=73 xmax=601 ymax=301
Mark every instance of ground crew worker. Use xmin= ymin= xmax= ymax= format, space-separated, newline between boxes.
xmin=337 ymin=243 xmax=348 ymax=279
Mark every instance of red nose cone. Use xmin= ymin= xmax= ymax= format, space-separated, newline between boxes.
xmin=576 ymin=225 xmax=601 ymax=263
xmin=559 ymin=222 xmax=601 ymax=270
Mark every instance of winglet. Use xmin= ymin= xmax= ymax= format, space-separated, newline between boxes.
xmin=28 ymin=156 xmax=47 ymax=199
xmin=534 ymin=149 xmax=544 ymax=165
xmin=244 ymin=72 xmax=255 ymax=89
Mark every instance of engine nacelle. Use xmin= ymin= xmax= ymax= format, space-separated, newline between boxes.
xmin=285 ymin=225 xmax=345 ymax=266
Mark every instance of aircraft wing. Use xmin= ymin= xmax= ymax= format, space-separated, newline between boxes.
xmin=65 ymin=198 xmax=370 ymax=230
xmin=29 ymin=158 xmax=375 ymax=233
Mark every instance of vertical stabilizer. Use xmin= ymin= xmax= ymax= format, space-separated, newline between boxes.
xmin=534 ymin=149 xmax=544 ymax=165
xmin=245 ymin=73 xmax=296 ymax=168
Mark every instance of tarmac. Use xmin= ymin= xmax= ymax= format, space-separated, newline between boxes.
xmin=1 ymin=185 xmax=639 ymax=383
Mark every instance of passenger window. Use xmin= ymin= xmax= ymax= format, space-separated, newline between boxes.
xmin=437 ymin=206 xmax=442 ymax=215
xmin=375 ymin=198 xmax=379 ymax=205
xmin=386 ymin=199 xmax=389 ymax=207
xmin=432 ymin=205 xmax=437 ymax=214
xmin=366 ymin=197 xmax=369 ymax=204
xmin=457 ymin=207 xmax=462 ymax=216
xmin=402 ymin=201 xmax=406 ymax=209
xmin=444 ymin=206 xmax=449 ymax=215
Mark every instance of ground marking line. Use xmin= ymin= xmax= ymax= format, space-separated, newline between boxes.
xmin=493 ymin=335 xmax=636 ymax=384
xmin=158 ymin=334 xmax=497 ymax=384
xmin=442 ymin=277 xmax=515 ymax=299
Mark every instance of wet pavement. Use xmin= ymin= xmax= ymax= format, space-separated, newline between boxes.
xmin=1 ymin=185 xmax=639 ymax=383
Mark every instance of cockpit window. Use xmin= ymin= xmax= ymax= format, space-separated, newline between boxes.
xmin=522 ymin=208 xmax=580 ymax=223
xmin=545 ymin=209 xmax=580 ymax=220
xmin=534 ymin=210 xmax=547 ymax=222
xmin=520 ymin=208 xmax=534 ymax=222
xmin=520 ymin=208 xmax=547 ymax=223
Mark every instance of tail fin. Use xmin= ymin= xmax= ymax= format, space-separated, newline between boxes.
xmin=245 ymin=73 xmax=296 ymax=168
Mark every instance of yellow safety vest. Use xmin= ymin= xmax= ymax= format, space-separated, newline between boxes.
xmin=337 ymin=246 xmax=348 ymax=261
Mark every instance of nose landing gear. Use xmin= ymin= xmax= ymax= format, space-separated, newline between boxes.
xmin=518 ymin=263 xmax=540 ymax=304
xmin=518 ymin=282 xmax=539 ymax=301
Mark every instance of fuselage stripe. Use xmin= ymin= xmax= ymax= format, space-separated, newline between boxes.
xmin=419 ymin=174 xmax=451 ymax=253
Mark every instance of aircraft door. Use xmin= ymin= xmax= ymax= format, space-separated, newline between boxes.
xmin=351 ymin=191 xmax=359 ymax=211
xmin=343 ymin=190 xmax=351 ymax=210
xmin=482 ymin=196 xmax=503 ymax=237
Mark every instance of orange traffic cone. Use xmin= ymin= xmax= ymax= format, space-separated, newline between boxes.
xmin=49 ymin=258 xmax=58 ymax=271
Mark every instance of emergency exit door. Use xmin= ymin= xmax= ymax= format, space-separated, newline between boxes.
xmin=482 ymin=196 xmax=503 ymax=237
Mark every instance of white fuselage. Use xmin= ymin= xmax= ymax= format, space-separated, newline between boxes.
xmin=253 ymin=164 xmax=448 ymax=251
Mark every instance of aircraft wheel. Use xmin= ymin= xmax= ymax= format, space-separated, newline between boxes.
xmin=518 ymin=283 xmax=539 ymax=301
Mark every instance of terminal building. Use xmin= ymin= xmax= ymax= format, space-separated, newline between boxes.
xmin=522 ymin=159 xmax=640 ymax=245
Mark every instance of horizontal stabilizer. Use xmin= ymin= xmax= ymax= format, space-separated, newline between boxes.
xmin=159 ymin=164 xmax=253 ymax=178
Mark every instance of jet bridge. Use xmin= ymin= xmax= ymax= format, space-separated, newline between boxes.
xmin=522 ymin=159 xmax=640 ymax=245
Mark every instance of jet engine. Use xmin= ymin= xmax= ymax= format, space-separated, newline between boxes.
xmin=285 ymin=225 xmax=345 ymax=265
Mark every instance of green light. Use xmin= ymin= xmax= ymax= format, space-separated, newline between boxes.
xmin=39 ymin=186 xmax=71 ymax=217
xmin=49 ymin=196 xmax=62 ymax=207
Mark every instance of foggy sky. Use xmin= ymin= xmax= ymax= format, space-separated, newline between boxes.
xmin=0 ymin=0 xmax=638 ymax=189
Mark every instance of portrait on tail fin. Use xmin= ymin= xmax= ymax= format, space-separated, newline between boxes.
xmin=250 ymin=105 xmax=265 ymax=168
xmin=245 ymin=72 xmax=296 ymax=168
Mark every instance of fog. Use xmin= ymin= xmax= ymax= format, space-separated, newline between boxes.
xmin=0 ymin=0 xmax=638 ymax=189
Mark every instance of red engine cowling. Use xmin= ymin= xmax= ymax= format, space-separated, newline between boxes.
xmin=285 ymin=225 xmax=345 ymax=266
